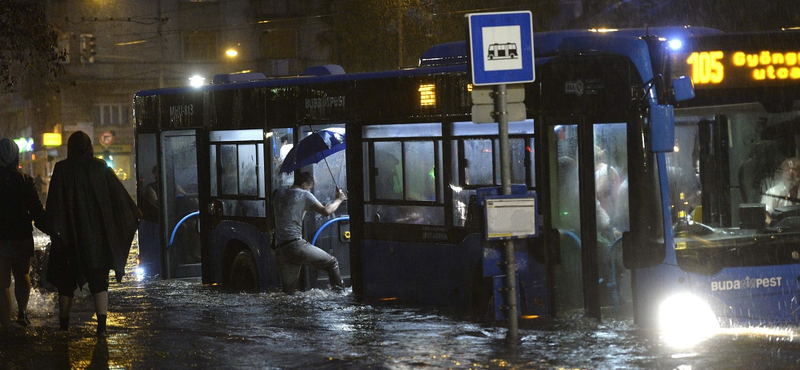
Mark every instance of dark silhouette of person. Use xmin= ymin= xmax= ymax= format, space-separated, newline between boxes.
xmin=739 ymin=140 xmax=784 ymax=203
xmin=45 ymin=131 xmax=141 ymax=337
xmin=0 ymin=138 xmax=53 ymax=330
xmin=139 ymin=165 xmax=159 ymax=222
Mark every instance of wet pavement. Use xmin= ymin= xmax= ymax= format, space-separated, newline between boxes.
xmin=2 ymin=236 xmax=800 ymax=369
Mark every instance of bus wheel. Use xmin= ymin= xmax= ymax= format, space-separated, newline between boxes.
xmin=228 ymin=249 xmax=258 ymax=292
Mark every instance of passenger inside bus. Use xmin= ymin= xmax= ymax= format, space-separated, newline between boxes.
xmin=760 ymin=157 xmax=800 ymax=225
xmin=140 ymin=165 xmax=160 ymax=222
xmin=276 ymin=134 xmax=294 ymax=188
xmin=738 ymin=140 xmax=784 ymax=204
xmin=595 ymin=146 xmax=623 ymax=244
xmin=375 ymin=148 xmax=402 ymax=200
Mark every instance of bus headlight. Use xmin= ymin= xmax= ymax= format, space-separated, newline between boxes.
xmin=658 ymin=293 xmax=719 ymax=348
xmin=135 ymin=266 xmax=146 ymax=281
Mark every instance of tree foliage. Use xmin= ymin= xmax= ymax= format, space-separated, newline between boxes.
xmin=570 ymin=0 xmax=800 ymax=32
xmin=0 ymin=0 xmax=65 ymax=92
xmin=324 ymin=0 xmax=560 ymax=73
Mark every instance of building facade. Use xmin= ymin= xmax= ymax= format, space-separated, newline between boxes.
xmin=10 ymin=0 xmax=332 ymax=196
xmin=4 ymin=0 xmax=590 ymax=197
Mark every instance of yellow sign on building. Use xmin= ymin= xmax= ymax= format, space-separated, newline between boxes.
xmin=43 ymin=133 xmax=62 ymax=146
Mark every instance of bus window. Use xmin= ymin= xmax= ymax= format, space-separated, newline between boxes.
xmin=216 ymin=142 xmax=265 ymax=198
xmin=493 ymin=138 xmax=531 ymax=185
xmin=552 ymin=125 xmax=580 ymax=234
xmin=209 ymin=130 xmax=267 ymax=218
xmin=135 ymin=133 xmax=160 ymax=274
xmin=374 ymin=141 xmax=403 ymax=200
xmin=594 ymin=124 xmax=628 ymax=244
xmin=271 ymin=128 xmax=294 ymax=189
xmin=404 ymin=141 xmax=436 ymax=202
xmin=670 ymin=101 xmax=800 ymax=274
xmin=210 ymin=145 xmax=217 ymax=196
xmin=463 ymin=139 xmax=493 ymax=186
xmin=162 ymin=133 xmax=200 ymax=275
xmin=364 ymin=123 xmax=444 ymax=226
xmin=220 ymin=144 xmax=238 ymax=195
xmin=551 ymin=124 xmax=582 ymax=310
xmin=666 ymin=123 xmax=702 ymax=225
xmin=450 ymin=120 xmax=535 ymax=227
xmin=305 ymin=126 xmax=347 ymax=211
xmin=238 ymin=144 xmax=258 ymax=197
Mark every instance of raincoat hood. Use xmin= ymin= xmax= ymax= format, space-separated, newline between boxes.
xmin=68 ymin=131 xmax=94 ymax=160
xmin=0 ymin=138 xmax=19 ymax=169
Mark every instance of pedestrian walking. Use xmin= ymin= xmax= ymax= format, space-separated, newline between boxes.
xmin=272 ymin=171 xmax=346 ymax=294
xmin=0 ymin=138 xmax=53 ymax=331
xmin=45 ymin=131 xmax=141 ymax=337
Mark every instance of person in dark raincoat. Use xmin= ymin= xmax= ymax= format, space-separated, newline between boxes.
xmin=45 ymin=131 xmax=141 ymax=337
xmin=0 ymin=138 xmax=53 ymax=331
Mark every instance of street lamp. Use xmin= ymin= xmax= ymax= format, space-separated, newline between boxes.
xmin=225 ymin=48 xmax=239 ymax=58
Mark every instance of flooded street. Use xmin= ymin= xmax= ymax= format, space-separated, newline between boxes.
xmin=2 ymin=235 xmax=800 ymax=369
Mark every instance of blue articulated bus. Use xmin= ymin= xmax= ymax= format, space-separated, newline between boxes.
xmin=652 ymin=30 xmax=800 ymax=335
xmin=133 ymin=26 xmax=800 ymax=329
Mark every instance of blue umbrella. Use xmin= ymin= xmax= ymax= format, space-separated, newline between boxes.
xmin=279 ymin=127 xmax=346 ymax=176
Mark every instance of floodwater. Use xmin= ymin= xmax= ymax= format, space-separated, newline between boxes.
xmin=2 ymin=234 xmax=800 ymax=369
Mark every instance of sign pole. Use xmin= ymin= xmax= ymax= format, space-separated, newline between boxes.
xmin=468 ymin=10 xmax=533 ymax=343
xmin=493 ymin=83 xmax=518 ymax=341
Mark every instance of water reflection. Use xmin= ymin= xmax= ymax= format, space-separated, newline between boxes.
xmin=2 ymin=233 xmax=800 ymax=369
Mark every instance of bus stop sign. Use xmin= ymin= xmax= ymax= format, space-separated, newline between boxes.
xmin=467 ymin=11 xmax=535 ymax=86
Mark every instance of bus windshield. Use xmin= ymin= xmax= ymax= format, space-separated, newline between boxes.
xmin=669 ymin=101 xmax=800 ymax=275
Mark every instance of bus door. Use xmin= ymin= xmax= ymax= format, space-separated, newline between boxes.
xmin=135 ymin=132 xmax=160 ymax=276
xmin=161 ymin=131 xmax=201 ymax=278
xmin=205 ymin=129 xmax=270 ymax=290
xmin=548 ymin=122 xmax=629 ymax=318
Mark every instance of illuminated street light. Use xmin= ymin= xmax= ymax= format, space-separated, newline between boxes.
xmin=189 ymin=75 xmax=206 ymax=88
xmin=226 ymin=49 xmax=239 ymax=58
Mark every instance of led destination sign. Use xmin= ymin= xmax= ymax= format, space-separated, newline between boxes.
xmin=674 ymin=49 xmax=800 ymax=89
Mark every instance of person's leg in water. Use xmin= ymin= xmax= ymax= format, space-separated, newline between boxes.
xmin=0 ymin=257 xmax=14 ymax=328
xmin=57 ymin=284 xmax=74 ymax=331
xmin=57 ymin=292 xmax=107 ymax=337
xmin=87 ymin=269 xmax=109 ymax=337
xmin=10 ymin=257 xmax=31 ymax=326
xmin=93 ymin=291 xmax=108 ymax=337
xmin=276 ymin=244 xmax=303 ymax=294
xmin=296 ymin=240 xmax=344 ymax=292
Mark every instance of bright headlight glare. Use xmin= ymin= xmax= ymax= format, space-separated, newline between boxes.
xmin=658 ymin=293 xmax=719 ymax=348
xmin=668 ymin=39 xmax=683 ymax=51
xmin=135 ymin=266 xmax=146 ymax=281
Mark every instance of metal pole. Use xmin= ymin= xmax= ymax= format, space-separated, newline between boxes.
xmin=494 ymin=83 xmax=518 ymax=341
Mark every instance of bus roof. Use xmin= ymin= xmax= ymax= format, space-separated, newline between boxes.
xmin=134 ymin=63 xmax=467 ymax=98
xmin=418 ymin=26 xmax=723 ymax=67
xmin=135 ymin=27 xmax=723 ymax=98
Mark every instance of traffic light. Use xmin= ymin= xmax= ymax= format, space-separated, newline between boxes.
xmin=80 ymin=34 xmax=96 ymax=63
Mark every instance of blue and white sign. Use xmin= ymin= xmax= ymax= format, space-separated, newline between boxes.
xmin=468 ymin=11 xmax=535 ymax=86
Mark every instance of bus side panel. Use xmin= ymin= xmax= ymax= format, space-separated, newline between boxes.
xmin=360 ymin=239 xmax=483 ymax=308
xmin=634 ymin=228 xmax=800 ymax=326
xmin=361 ymin=235 xmax=549 ymax=318
xmin=481 ymin=240 xmax=550 ymax=318
xmin=209 ymin=220 xmax=280 ymax=290
xmin=689 ymin=265 xmax=800 ymax=325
